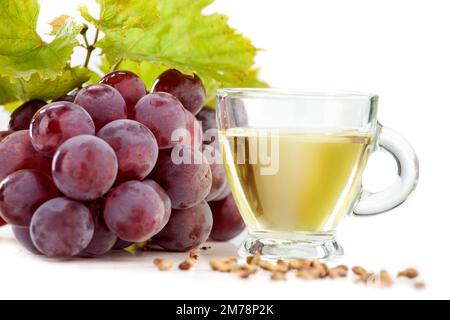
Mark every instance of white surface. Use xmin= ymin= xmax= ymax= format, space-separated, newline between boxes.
xmin=0 ymin=0 xmax=448 ymax=300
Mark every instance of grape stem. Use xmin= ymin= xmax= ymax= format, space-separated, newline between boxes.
xmin=82 ymin=28 xmax=100 ymax=69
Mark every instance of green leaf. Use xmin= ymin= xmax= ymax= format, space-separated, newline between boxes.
xmin=0 ymin=67 xmax=91 ymax=107
xmin=0 ymin=0 xmax=88 ymax=109
xmin=80 ymin=0 xmax=159 ymax=30
xmin=90 ymin=0 xmax=267 ymax=106
xmin=0 ymin=0 xmax=41 ymax=55
xmin=0 ymin=0 xmax=81 ymax=81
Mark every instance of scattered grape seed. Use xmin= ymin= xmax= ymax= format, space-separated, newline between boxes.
xmin=288 ymin=259 xmax=312 ymax=271
xmin=414 ymin=282 xmax=426 ymax=290
xmin=276 ymin=260 xmax=290 ymax=273
xmin=234 ymin=264 xmax=258 ymax=279
xmin=352 ymin=266 xmax=368 ymax=277
xmin=210 ymin=258 xmax=238 ymax=273
xmin=208 ymin=256 xmax=423 ymax=290
xmin=398 ymin=268 xmax=419 ymax=279
xmin=179 ymin=258 xmax=197 ymax=271
xmin=154 ymin=258 xmax=174 ymax=271
xmin=379 ymin=270 xmax=393 ymax=288
xmin=259 ymin=261 xmax=278 ymax=272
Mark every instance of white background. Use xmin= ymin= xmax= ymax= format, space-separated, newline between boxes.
xmin=0 ymin=0 xmax=449 ymax=300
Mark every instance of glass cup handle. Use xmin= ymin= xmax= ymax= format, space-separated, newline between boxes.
xmin=354 ymin=125 xmax=419 ymax=216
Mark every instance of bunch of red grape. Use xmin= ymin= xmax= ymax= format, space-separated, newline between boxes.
xmin=0 ymin=69 xmax=245 ymax=258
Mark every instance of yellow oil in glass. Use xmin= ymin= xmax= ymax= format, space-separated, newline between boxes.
xmin=220 ymin=129 xmax=372 ymax=233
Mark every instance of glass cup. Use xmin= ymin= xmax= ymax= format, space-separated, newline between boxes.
xmin=216 ymin=89 xmax=419 ymax=260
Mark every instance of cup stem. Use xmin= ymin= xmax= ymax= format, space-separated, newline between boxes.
xmin=239 ymin=230 xmax=344 ymax=261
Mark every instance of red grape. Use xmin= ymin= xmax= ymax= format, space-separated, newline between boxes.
xmin=30 ymin=198 xmax=95 ymax=257
xmin=74 ymin=84 xmax=127 ymax=131
xmin=79 ymin=200 xmax=117 ymax=258
xmin=0 ymin=131 xmax=13 ymax=142
xmin=209 ymin=195 xmax=245 ymax=241
xmin=203 ymin=145 xmax=227 ymax=202
xmin=152 ymin=200 xmax=213 ymax=252
xmin=0 ymin=170 xmax=59 ymax=226
xmin=133 ymin=92 xmax=188 ymax=149
xmin=97 ymin=120 xmax=158 ymax=182
xmin=30 ymin=102 xmax=96 ymax=156
xmin=152 ymin=69 xmax=206 ymax=115
xmin=196 ymin=107 xmax=217 ymax=132
xmin=100 ymin=71 xmax=147 ymax=116
xmin=0 ymin=217 xmax=6 ymax=227
xmin=8 ymin=100 xmax=46 ymax=131
xmin=151 ymin=146 xmax=212 ymax=209
xmin=0 ymin=130 xmax=52 ymax=181
xmin=142 ymin=180 xmax=172 ymax=233
xmin=204 ymin=129 xmax=220 ymax=150
xmin=104 ymin=181 xmax=166 ymax=242
xmin=52 ymin=135 xmax=118 ymax=201
xmin=53 ymin=95 xmax=75 ymax=103
xmin=12 ymin=226 xmax=41 ymax=255
xmin=213 ymin=183 xmax=231 ymax=201
xmin=182 ymin=109 xmax=203 ymax=150
xmin=197 ymin=107 xmax=219 ymax=146
xmin=53 ymin=89 xmax=80 ymax=103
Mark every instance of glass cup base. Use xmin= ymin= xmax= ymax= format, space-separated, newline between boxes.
xmin=238 ymin=230 xmax=344 ymax=261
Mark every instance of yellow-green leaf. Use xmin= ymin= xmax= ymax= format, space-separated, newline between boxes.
xmin=2 ymin=101 xmax=23 ymax=113
xmin=91 ymin=0 xmax=267 ymax=107
xmin=80 ymin=0 xmax=159 ymax=30
xmin=0 ymin=67 xmax=91 ymax=107
xmin=0 ymin=0 xmax=81 ymax=81
xmin=0 ymin=0 xmax=41 ymax=55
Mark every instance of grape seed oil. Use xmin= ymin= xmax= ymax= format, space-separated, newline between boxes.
xmin=220 ymin=129 xmax=372 ymax=233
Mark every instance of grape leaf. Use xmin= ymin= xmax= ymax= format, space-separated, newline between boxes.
xmin=0 ymin=67 xmax=90 ymax=107
xmin=80 ymin=0 xmax=159 ymax=30
xmin=0 ymin=0 xmax=41 ymax=55
xmin=90 ymin=0 xmax=267 ymax=105
xmin=0 ymin=0 xmax=81 ymax=81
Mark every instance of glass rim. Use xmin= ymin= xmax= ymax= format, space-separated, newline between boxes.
xmin=217 ymin=88 xmax=378 ymax=100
